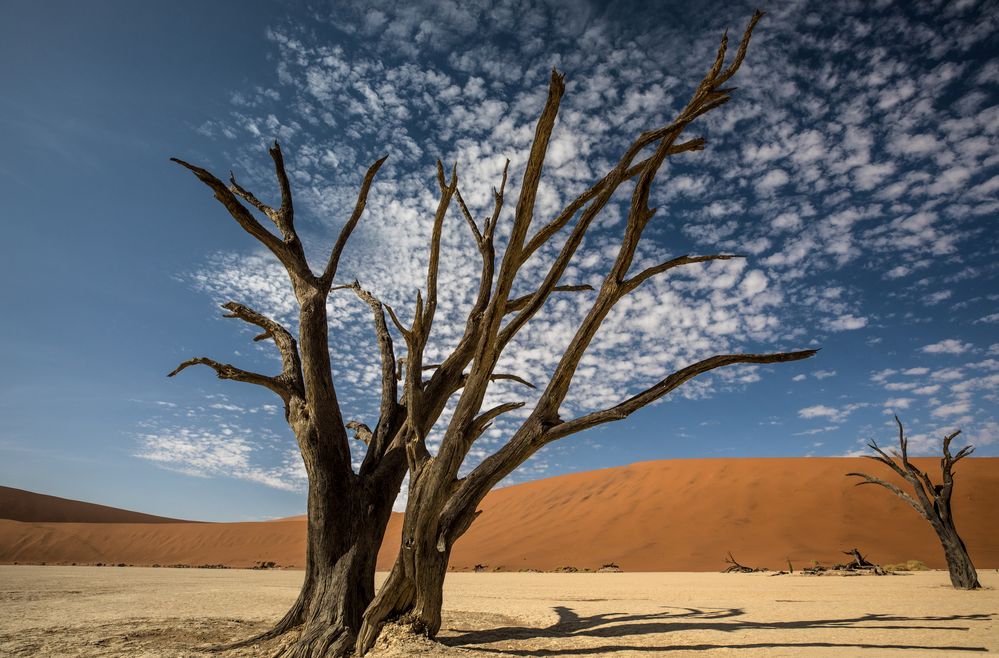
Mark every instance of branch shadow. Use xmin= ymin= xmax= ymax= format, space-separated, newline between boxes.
xmin=441 ymin=606 xmax=992 ymax=655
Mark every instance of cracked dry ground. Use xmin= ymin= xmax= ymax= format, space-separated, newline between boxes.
xmin=1 ymin=567 xmax=996 ymax=657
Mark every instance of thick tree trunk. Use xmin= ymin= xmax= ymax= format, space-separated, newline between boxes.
xmin=267 ymin=451 xmax=403 ymax=658
xmin=935 ymin=521 xmax=981 ymax=590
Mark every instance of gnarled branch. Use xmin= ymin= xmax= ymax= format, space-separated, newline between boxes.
xmin=167 ymin=357 xmax=291 ymax=401
xmin=320 ymin=156 xmax=389 ymax=290
xmin=220 ymin=302 xmax=303 ymax=395
xmin=621 ymin=254 xmax=743 ymax=295
xmin=347 ymin=421 xmax=373 ymax=445
xmin=545 ymin=350 xmax=818 ymax=441
xmin=846 ymin=472 xmax=929 ymax=519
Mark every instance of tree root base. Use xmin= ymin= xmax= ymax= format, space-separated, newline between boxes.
xmin=360 ymin=619 xmax=445 ymax=655
xmin=270 ymin=626 xmax=356 ymax=658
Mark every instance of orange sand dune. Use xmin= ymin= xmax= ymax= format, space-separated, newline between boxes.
xmin=443 ymin=457 xmax=999 ymax=571
xmin=1 ymin=458 xmax=996 ymax=571
xmin=0 ymin=486 xmax=190 ymax=524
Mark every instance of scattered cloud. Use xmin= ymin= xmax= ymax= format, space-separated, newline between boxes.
xmin=148 ymin=0 xmax=999 ymax=491
xmin=135 ymin=425 xmax=307 ymax=492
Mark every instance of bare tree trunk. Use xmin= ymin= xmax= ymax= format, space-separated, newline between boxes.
xmin=357 ymin=467 xmax=454 ymax=651
xmin=274 ymin=475 xmax=398 ymax=656
xmin=934 ymin=515 xmax=981 ymax=590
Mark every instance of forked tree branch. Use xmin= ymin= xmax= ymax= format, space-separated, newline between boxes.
xmin=220 ymin=302 xmax=303 ymax=393
xmin=226 ymin=142 xmax=297 ymax=243
xmin=172 ymin=158 xmax=304 ymax=276
xmin=421 ymin=161 xmax=508 ymax=404
xmin=333 ymin=281 xmax=402 ymax=463
xmin=519 ymin=138 xmax=706 ymax=265
xmin=436 ymin=11 xmax=811 ymax=545
xmin=229 ymin=172 xmax=280 ymax=223
xmin=847 ymin=416 xmax=973 ymax=519
xmin=500 ymin=10 xmax=770 ymax=438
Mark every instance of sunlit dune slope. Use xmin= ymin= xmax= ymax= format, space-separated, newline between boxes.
xmin=1 ymin=458 xmax=996 ymax=571
xmin=438 ymin=457 xmax=999 ymax=571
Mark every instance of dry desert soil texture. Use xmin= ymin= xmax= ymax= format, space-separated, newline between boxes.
xmin=1 ymin=566 xmax=996 ymax=657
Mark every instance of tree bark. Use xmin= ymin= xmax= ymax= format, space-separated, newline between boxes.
xmin=933 ymin=513 xmax=981 ymax=590
xmin=272 ymin=472 xmax=401 ymax=657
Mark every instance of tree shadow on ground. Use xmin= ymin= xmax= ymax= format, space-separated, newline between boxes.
xmin=441 ymin=606 xmax=992 ymax=654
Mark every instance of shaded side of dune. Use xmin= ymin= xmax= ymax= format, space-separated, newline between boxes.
xmin=0 ymin=519 xmax=306 ymax=568
xmin=0 ymin=486 xmax=191 ymax=524
xmin=1 ymin=458 xmax=997 ymax=571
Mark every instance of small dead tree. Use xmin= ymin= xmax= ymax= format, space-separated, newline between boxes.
xmin=354 ymin=11 xmax=816 ymax=653
xmin=848 ymin=416 xmax=980 ymax=590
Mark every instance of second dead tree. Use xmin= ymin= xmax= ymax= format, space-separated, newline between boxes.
xmin=848 ymin=416 xmax=981 ymax=590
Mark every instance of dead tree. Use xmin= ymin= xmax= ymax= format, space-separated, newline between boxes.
xmin=723 ymin=552 xmax=768 ymax=573
xmin=832 ymin=548 xmax=886 ymax=575
xmin=172 ymin=11 xmax=814 ymax=657
xmin=353 ymin=11 xmax=816 ymax=653
xmin=848 ymin=416 xmax=980 ymax=590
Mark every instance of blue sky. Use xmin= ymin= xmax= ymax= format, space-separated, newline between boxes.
xmin=1 ymin=0 xmax=997 ymax=522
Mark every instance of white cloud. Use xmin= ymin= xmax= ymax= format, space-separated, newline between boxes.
xmin=741 ymin=270 xmax=768 ymax=297
xmin=756 ymin=169 xmax=789 ymax=194
xmin=799 ymin=402 xmax=868 ymax=423
xmin=825 ymin=314 xmax=868 ymax=331
xmin=799 ymin=405 xmax=840 ymax=419
xmin=932 ymin=401 xmax=971 ymax=418
xmin=921 ymin=339 xmax=973 ymax=354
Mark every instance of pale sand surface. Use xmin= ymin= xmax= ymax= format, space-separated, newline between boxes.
xmin=1 ymin=566 xmax=996 ymax=657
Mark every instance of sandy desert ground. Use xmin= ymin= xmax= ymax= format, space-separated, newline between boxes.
xmin=1 ymin=566 xmax=996 ymax=657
